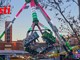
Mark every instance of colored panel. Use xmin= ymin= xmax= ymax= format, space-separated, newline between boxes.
xmin=42 ymin=31 xmax=56 ymax=44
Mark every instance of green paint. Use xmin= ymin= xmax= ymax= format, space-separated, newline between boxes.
xmin=43 ymin=26 xmax=48 ymax=29
xmin=66 ymin=42 xmax=72 ymax=50
xmin=42 ymin=31 xmax=56 ymax=43
xmin=34 ymin=0 xmax=38 ymax=5
xmin=25 ymin=0 xmax=38 ymax=4
xmin=60 ymin=35 xmax=72 ymax=50
xmin=32 ymin=12 xmax=39 ymax=25
xmin=25 ymin=0 xmax=31 ymax=3
xmin=29 ymin=27 xmax=32 ymax=31
xmin=32 ymin=12 xmax=37 ymax=18
xmin=60 ymin=34 xmax=63 ymax=37
xmin=0 ymin=31 xmax=5 ymax=39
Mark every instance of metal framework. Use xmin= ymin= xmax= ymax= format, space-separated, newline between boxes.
xmin=0 ymin=0 xmax=72 ymax=56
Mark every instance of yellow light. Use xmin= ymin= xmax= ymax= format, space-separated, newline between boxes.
xmin=75 ymin=51 xmax=78 ymax=54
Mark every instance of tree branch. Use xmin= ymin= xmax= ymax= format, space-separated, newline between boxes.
xmin=54 ymin=0 xmax=80 ymax=41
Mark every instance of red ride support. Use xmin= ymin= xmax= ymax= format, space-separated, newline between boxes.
xmin=30 ymin=0 xmax=36 ymax=7
xmin=16 ymin=3 xmax=27 ymax=17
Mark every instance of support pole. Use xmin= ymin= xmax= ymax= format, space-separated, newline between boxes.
xmin=37 ymin=3 xmax=71 ymax=52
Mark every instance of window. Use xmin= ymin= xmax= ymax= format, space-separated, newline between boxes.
xmin=7 ymin=36 xmax=10 ymax=41
xmin=7 ymin=29 xmax=10 ymax=34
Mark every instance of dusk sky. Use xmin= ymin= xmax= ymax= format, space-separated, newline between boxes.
xmin=0 ymin=0 xmax=78 ymax=41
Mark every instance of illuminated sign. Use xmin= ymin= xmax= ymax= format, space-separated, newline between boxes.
xmin=0 ymin=5 xmax=11 ymax=14
xmin=24 ymin=32 xmax=39 ymax=46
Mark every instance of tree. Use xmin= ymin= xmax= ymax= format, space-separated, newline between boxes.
xmin=78 ymin=0 xmax=80 ymax=20
xmin=70 ymin=0 xmax=80 ymax=21
xmin=38 ymin=0 xmax=80 ymax=42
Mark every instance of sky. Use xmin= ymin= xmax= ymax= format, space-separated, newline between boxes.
xmin=0 ymin=0 xmax=79 ymax=41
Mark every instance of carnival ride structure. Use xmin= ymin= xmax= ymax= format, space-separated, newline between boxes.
xmin=0 ymin=0 xmax=74 ymax=57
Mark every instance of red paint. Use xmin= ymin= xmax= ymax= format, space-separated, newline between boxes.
xmin=16 ymin=3 xmax=27 ymax=17
xmin=30 ymin=0 xmax=36 ymax=7
xmin=13 ymin=42 xmax=16 ymax=47
xmin=0 ymin=5 xmax=11 ymax=14
xmin=38 ymin=4 xmax=51 ymax=21
xmin=38 ymin=22 xmax=45 ymax=28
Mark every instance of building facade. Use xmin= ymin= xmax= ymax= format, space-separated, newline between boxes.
xmin=5 ymin=21 xmax=12 ymax=42
xmin=0 ymin=21 xmax=24 ymax=50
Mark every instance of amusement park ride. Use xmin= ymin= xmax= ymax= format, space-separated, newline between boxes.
xmin=0 ymin=0 xmax=75 ymax=58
